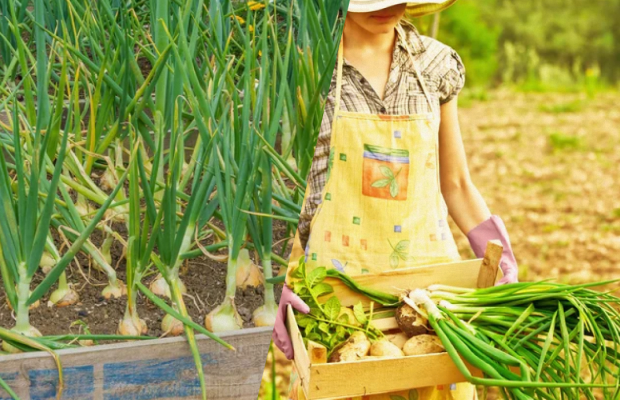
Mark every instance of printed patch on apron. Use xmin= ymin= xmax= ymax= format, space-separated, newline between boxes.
xmin=331 ymin=259 xmax=346 ymax=272
xmin=326 ymin=147 xmax=335 ymax=182
xmin=425 ymin=152 xmax=435 ymax=169
xmin=342 ymin=235 xmax=350 ymax=246
xmin=362 ymin=144 xmax=410 ymax=201
xmin=388 ymin=239 xmax=414 ymax=269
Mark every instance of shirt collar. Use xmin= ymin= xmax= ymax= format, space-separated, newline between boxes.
xmin=340 ymin=20 xmax=427 ymax=69
xmin=396 ymin=20 xmax=427 ymax=56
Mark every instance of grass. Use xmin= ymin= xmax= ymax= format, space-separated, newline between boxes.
xmin=547 ymin=132 xmax=583 ymax=152
xmin=458 ymin=87 xmax=490 ymax=108
xmin=539 ymin=99 xmax=585 ymax=114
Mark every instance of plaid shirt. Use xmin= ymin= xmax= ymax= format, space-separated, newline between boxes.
xmin=298 ymin=20 xmax=466 ymax=248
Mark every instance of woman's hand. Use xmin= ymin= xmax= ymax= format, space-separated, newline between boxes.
xmin=273 ymin=285 xmax=310 ymax=360
xmin=467 ymin=215 xmax=519 ymax=285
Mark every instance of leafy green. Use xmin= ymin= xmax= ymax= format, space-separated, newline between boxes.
xmin=290 ymin=259 xmax=383 ymax=351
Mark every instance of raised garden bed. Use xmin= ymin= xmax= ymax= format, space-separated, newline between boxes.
xmin=0 ymin=327 xmax=272 ymax=400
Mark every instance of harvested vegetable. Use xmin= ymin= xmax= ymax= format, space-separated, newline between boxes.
xmin=370 ymin=339 xmax=405 ymax=358
xmin=395 ymin=301 xmax=430 ymax=337
xmin=328 ymin=332 xmax=371 ymax=363
xmin=402 ymin=334 xmax=445 ymax=356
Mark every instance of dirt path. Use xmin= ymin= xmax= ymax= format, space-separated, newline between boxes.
xmin=258 ymin=90 xmax=620 ymax=399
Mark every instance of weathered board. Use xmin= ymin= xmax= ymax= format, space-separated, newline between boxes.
xmin=0 ymin=327 xmax=272 ymax=400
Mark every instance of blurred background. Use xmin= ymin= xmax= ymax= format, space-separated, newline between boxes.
xmin=422 ymin=0 xmax=619 ymax=92
xmin=259 ymin=0 xmax=620 ymax=398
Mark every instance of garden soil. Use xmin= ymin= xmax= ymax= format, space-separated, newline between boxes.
xmin=0 ymin=221 xmax=288 ymax=338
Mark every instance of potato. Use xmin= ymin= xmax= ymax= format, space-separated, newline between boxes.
xmin=403 ymin=334 xmax=445 ymax=356
xmin=328 ymin=331 xmax=371 ymax=363
xmin=370 ymin=339 xmax=405 ymax=358
xmin=395 ymin=302 xmax=430 ymax=337
xmin=386 ymin=332 xmax=409 ymax=350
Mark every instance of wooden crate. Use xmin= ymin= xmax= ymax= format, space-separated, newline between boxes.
xmin=0 ymin=327 xmax=272 ymax=400
xmin=287 ymin=242 xmax=503 ymax=400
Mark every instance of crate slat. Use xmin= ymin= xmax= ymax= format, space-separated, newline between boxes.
xmin=309 ymin=353 xmax=483 ymax=400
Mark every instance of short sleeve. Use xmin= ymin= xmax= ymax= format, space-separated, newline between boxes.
xmin=438 ymin=49 xmax=466 ymax=104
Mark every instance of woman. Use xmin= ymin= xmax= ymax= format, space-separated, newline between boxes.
xmin=274 ymin=1 xmax=519 ymax=399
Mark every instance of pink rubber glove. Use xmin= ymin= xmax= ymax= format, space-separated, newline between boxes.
xmin=467 ymin=215 xmax=519 ymax=286
xmin=273 ymin=284 xmax=310 ymax=360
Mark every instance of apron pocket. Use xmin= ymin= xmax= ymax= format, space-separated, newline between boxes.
xmin=362 ymin=144 xmax=410 ymax=201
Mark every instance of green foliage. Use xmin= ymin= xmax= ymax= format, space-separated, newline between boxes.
xmin=429 ymin=2 xmax=499 ymax=88
xmin=547 ymin=132 xmax=582 ymax=152
xmin=411 ymin=0 xmax=620 ymax=90
xmin=290 ymin=259 xmax=383 ymax=352
xmin=539 ymin=99 xmax=584 ymax=114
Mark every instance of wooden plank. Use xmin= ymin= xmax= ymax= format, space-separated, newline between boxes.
xmin=287 ymin=305 xmax=312 ymax=397
xmin=307 ymin=341 xmax=327 ymax=365
xmin=325 ymin=259 xmax=483 ymax=308
xmin=0 ymin=327 xmax=272 ymax=400
xmin=477 ymin=240 xmax=503 ymax=288
xmin=308 ymin=353 xmax=482 ymax=400
xmin=369 ymin=318 xmax=398 ymax=332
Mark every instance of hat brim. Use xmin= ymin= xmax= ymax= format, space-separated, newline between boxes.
xmin=348 ymin=0 xmax=458 ymax=16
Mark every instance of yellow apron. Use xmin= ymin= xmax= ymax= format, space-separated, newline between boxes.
xmin=288 ymin=26 xmax=475 ymax=400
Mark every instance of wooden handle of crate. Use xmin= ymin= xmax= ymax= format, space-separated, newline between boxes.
xmin=477 ymin=240 xmax=503 ymax=288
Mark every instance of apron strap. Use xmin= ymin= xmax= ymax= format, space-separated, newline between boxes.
xmin=334 ymin=24 xmax=436 ymax=115
xmin=334 ymin=37 xmax=345 ymax=115
xmin=396 ymin=25 xmax=442 ymax=207
xmin=396 ymin=24 xmax=436 ymax=115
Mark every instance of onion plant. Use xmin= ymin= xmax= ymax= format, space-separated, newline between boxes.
xmin=204 ymin=120 xmax=259 ymax=331
xmin=243 ymin=9 xmax=293 ymax=327
xmin=43 ymin=236 xmax=79 ymax=307
xmin=201 ymin=4 xmax=267 ymax=331
xmin=126 ymin=108 xmax=232 ymax=400
xmin=0 ymin=100 xmax=128 ymax=352
xmin=53 ymin=181 xmax=127 ymax=299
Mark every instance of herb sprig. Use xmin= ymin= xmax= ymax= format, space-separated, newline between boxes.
xmin=289 ymin=259 xmax=383 ymax=352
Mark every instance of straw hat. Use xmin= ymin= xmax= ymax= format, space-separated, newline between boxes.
xmin=348 ymin=0 xmax=458 ymax=16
